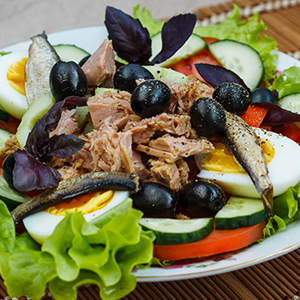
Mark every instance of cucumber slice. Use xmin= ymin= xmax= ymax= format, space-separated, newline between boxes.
xmin=16 ymin=92 xmax=56 ymax=148
xmin=54 ymin=44 xmax=90 ymax=64
xmin=0 ymin=128 xmax=12 ymax=154
xmin=208 ymin=39 xmax=264 ymax=90
xmin=139 ymin=217 xmax=213 ymax=245
xmin=144 ymin=65 xmax=188 ymax=85
xmin=214 ymin=196 xmax=266 ymax=230
xmin=0 ymin=176 xmax=30 ymax=211
xmin=74 ymin=106 xmax=89 ymax=129
xmin=280 ymin=93 xmax=300 ymax=114
xmin=151 ymin=33 xmax=207 ymax=67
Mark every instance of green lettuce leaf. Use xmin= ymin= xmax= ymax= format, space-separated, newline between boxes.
xmin=270 ymin=66 xmax=300 ymax=98
xmin=0 ymin=199 xmax=154 ymax=300
xmin=43 ymin=198 xmax=154 ymax=300
xmin=194 ymin=4 xmax=278 ymax=87
xmin=264 ymin=182 xmax=300 ymax=238
xmin=133 ymin=5 xmax=164 ymax=37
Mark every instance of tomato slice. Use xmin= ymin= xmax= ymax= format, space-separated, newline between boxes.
xmin=241 ymin=105 xmax=268 ymax=127
xmin=0 ymin=115 xmax=20 ymax=134
xmin=153 ymin=221 xmax=265 ymax=261
xmin=202 ymin=37 xmax=219 ymax=44
xmin=274 ymin=123 xmax=300 ymax=144
xmin=171 ymin=49 xmax=220 ymax=81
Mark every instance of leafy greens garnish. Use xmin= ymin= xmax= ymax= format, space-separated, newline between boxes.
xmin=105 ymin=6 xmax=197 ymax=65
xmin=0 ymin=199 xmax=154 ymax=300
xmin=13 ymin=101 xmax=86 ymax=192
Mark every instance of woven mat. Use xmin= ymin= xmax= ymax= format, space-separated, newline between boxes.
xmin=2 ymin=1 xmax=300 ymax=299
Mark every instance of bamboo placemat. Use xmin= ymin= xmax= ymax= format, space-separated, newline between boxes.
xmin=2 ymin=1 xmax=300 ymax=299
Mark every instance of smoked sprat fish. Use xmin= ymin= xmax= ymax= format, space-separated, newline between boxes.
xmin=222 ymin=110 xmax=274 ymax=218
xmin=11 ymin=171 xmax=139 ymax=226
xmin=25 ymin=32 xmax=60 ymax=105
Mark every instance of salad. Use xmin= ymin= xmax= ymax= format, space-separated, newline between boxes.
xmin=0 ymin=4 xmax=300 ymax=300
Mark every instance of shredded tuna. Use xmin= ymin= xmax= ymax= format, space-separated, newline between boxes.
xmin=49 ymin=109 xmax=79 ymax=137
xmin=149 ymin=158 xmax=189 ymax=191
xmin=1 ymin=135 xmax=20 ymax=157
xmin=136 ymin=134 xmax=214 ymax=163
xmin=164 ymin=75 xmax=213 ymax=115
xmin=81 ymin=39 xmax=116 ymax=88
xmin=50 ymin=74 xmax=214 ymax=192
xmin=124 ymin=113 xmax=198 ymax=144
xmin=86 ymin=121 xmax=134 ymax=173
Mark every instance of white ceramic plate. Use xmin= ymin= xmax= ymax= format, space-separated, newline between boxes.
xmin=2 ymin=26 xmax=300 ymax=283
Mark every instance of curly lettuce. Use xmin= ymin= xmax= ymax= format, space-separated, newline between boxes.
xmin=0 ymin=199 xmax=154 ymax=300
xmin=270 ymin=66 xmax=300 ymax=98
xmin=264 ymin=182 xmax=300 ymax=237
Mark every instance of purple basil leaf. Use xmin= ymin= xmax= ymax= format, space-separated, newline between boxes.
xmin=151 ymin=13 xmax=197 ymax=64
xmin=45 ymin=134 xmax=85 ymax=162
xmin=254 ymin=102 xmax=300 ymax=126
xmin=195 ymin=63 xmax=250 ymax=93
xmin=64 ymin=96 xmax=88 ymax=106
xmin=13 ymin=150 xmax=61 ymax=192
xmin=44 ymin=101 xmax=64 ymax=133
xmin=25 ymin=101 xmax=64 ymax=158
xmin=25 ymin=118 xmax=48 ymax=158
xmin=105 ymin=6 xmax=152 ymax=64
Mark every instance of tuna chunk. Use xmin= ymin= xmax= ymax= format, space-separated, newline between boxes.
xmin=81 ymin=39 xmax=116 ymax=88
xmin=149 ymin=158 xmax=189 ymax=191
xmin=124 ymin=113 xmax=198 ymax=144
xmin=87 ymin=90 xmax=140 ymax=130
xmin=49 ymin=109 xmax=79 ymax=137
xmin=136 ymin=134 xmax=214 ymax=163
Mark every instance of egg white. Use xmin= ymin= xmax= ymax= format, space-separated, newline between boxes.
xmin=196 ymin=128 xmax=300 ymax=198
xmin=23 ymin=191 xmax=129 ymax=245
xmin=0 ymin=51 xmax=28 ymax=119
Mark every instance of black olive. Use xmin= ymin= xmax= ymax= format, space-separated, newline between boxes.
xmin=114 ymin=64 xmax=154 ymax=93
xmin=250 ymin=88 xmax=278 ymax=104
xmin=2 ymin=152 xmax=16 ymax=188
xmin=78 ymin=55 xmax=91 ymax=67
xmin=190 ymin=97 xmax=226 ymax=138
xmin=213 ymin=82 xmax=250 ymax=115
xmin=179 ymin=180 xmax=226 ymax=218
xmin=50 ymin=61 xmax=88 ymax=102
xmin=131 ymin=79 xmax=171 ymax=118
xmin=131 ymin=182 xmax=178 ymax=218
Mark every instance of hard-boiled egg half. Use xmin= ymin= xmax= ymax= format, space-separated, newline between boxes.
xmin=23 ymin=190 xmax=129 ymax=244
xmin=0 ymin=51 xmax=29 ymax=119
xmin=196 ymin=128 xmax=300 ymax=198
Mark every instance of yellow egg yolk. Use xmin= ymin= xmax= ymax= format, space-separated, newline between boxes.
xmin=201 ymin=138 xmax=275 ymax=173
xmin=46 ymin=190 xmax=114 ymax=216
xmin=7 ymin=57 xmax=27 ymax=95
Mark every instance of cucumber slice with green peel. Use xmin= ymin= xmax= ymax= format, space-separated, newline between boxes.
xmin=208 ymin=39 xmax=264 ymax=90
xmin=54 ymin=44 xmax=90 ymax=64
xmin=280 ymin=93 xmax=300 ymax=114
xmin=16 ymin=92 xmax=56 ymax=148
xmin=139 ymin=217 xmax=213 ymax=245
xmin=144 ymin=65 xmax=188 ymax=85
xmin=214 ymin=196 xmax=266 ymax=230
xmin=151 ymin=33 xmax=207 ymax=67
